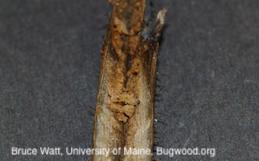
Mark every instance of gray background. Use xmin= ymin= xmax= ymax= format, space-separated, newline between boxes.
xmin=0 ymin=0 xmax=259 ymax=161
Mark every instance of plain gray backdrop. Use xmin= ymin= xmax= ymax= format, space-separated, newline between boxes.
xmin=0 ymin=0 xmax=259 ymax=161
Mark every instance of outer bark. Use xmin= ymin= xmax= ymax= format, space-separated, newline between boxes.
xmin=91 ymin=0 xmax=166 ymax=161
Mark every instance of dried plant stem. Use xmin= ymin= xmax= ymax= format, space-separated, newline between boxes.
xmin=91 ymin=0 xmax=166 ymax=161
